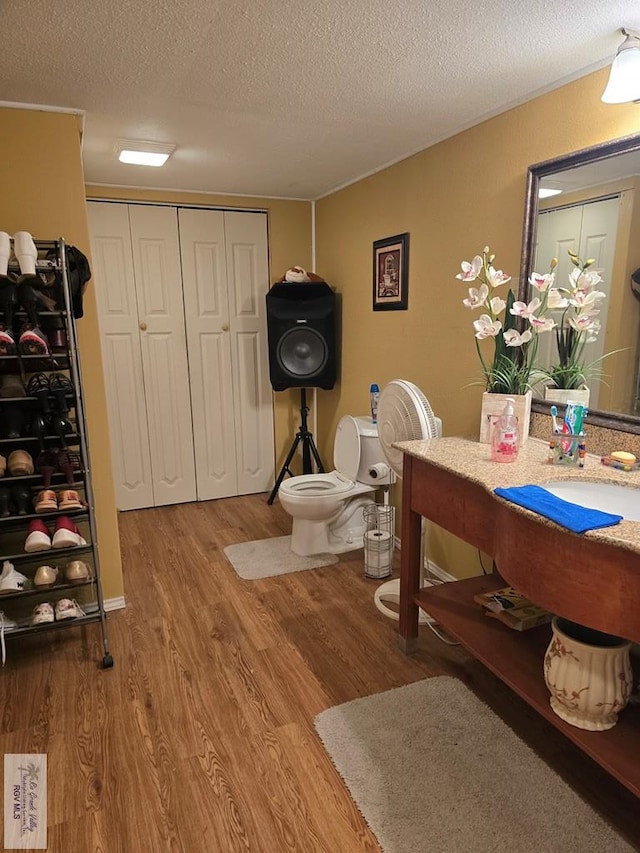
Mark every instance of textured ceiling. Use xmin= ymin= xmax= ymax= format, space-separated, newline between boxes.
xmin=1 ymin=1 xmax=639 ymax=200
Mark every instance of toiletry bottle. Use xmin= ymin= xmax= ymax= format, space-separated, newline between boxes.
xmin=491 ymin=397 xmax=519 ymax=463
xmin=370 ymin=383 xmax=380 ymax=424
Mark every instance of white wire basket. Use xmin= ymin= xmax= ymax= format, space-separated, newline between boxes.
xmin=363 ymin=505 xmax=395 ymax=579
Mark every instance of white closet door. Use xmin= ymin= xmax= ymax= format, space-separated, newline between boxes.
xmin=178 ymin=208 xmax=238 ymax=499
xmin=179 ymin=209 xmax=275 ymax=498
xmin=128 ymin=205 xmax=197 ymax=506
xmin=87 ymin=202 xmax=154 ymax=511
xmin=224 ymin=211 xmax=275 ymax=494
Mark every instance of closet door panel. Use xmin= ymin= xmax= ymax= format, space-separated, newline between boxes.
xmin=225 ymin=211 xmax=275 ymax=493
xmin=128 ymin=205 xmax=197 ymax=506
xmin=178 ymin=208 xmax=238 ymax=500
xmin=86 ymin=202 xmax=154 ymax=510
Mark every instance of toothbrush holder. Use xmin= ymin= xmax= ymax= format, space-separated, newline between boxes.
xmin=548 ymin=432 xmax=586 ymax=467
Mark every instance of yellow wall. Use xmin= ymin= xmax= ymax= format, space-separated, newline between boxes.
xmin=0 ymin=108 xmax=123 ymax=598
xmin=315 ymin=67 xmax=640 ymax=578
xmin=84 ymin=185 xmax=313 ymax=475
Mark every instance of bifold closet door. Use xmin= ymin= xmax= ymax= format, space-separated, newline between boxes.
xmin=178 ymin=208 xmax=275 ymax=499
xmin=88 ymin=202 xmax=197 ymax=509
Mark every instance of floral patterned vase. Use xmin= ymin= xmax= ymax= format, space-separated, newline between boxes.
xmin=543 ymin=617 xmax=632 ymax=731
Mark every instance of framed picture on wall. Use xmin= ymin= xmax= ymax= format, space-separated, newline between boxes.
xmin=372 ymin=232 xmax=409 ymax=311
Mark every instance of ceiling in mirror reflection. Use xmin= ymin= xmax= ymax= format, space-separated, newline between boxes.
xmin=539 ymin=150 xmax=640 ymax=195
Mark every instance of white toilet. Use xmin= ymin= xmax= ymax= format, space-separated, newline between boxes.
xmin=278 ymin=415 xmax=395 ymax=556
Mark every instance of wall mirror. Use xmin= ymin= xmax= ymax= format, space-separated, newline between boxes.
xmin=519 ymin=132 xmax=640 ymax=433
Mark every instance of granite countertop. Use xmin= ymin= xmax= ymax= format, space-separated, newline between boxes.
xmin=393 ymin=436 xmax=640 ymax=554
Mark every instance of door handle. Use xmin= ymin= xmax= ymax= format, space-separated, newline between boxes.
xmin=222 ymin=323 xmax=229 ymax=332
xmin=139 ymin=322 xmax=147 ymax=331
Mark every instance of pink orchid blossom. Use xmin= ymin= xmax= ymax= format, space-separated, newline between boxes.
xmin=528 ymin=271 xmax=556 ymax=292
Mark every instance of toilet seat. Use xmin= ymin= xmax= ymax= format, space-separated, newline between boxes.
xmin=279 ymin=471 xmax=355 ymax=498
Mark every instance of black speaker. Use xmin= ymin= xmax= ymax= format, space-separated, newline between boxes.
xmin=266 ymin=282 xmax=339 ymax=391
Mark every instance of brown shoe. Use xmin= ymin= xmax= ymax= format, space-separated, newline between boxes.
xmin=0 ymin=454 xmax=5 ymax=478
xmin=34 ymin=489 xmax=57 ymax=513
xmin=7 ymin=450 xmax=34 ymax=476
xmin=64 ymin=560 xmax=90 ymax=584
xmin=57 ymin=489 xmax=83 ymax=511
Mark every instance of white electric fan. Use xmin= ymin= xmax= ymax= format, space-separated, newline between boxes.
xmin=374 ymin=379 xmax=441 ymax=623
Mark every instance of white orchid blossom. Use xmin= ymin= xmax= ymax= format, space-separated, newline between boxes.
xmin=568 ymin=289 xmax=606 ymax=308
xmin=510 ymin=297 xmax=541 ymax=319
xmin=503 ymin=329 xmax=533 ymax=347
xmin=456 ymin=255 xmax=483 ymax=282
xmin=486 ymin=266 xmax=511 ymax=288
xmin=529 ymin=271 xmax=556 ymax=292
xmin=473 ymin=314 xmax=502 ymax=339
xmin=529 ymin=315 xmax=556 ymax=332
xmin=569 ymin=266 xmax=602 ymax=290
xmin=463 ymin=283 xmax=489 ymax=309
xmin=489 ymin=296 xmax=506 ymax=314
xmin=546 ymin=289 xmax=568 ymax=310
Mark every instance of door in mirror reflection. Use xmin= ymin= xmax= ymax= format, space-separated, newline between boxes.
xmin=534 ymin=196 xmax=619 ymax=411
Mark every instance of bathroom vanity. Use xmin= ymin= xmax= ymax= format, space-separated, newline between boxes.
xmin=395 ymin=436 xmax=640 ymax=797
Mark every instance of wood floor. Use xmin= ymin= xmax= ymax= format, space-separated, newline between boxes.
xmin=1 ymin=493 xmax=639 ymax=852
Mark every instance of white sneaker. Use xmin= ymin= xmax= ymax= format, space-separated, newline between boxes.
xmin=31 ymin=602 xmax=54 ymax=625
xmin=0 ymin=561 xmax=28 ymax=594
xmin=0 ymin=610 xmax=18 ymax=665
xmin=55 ymin=598 xmax=85 ymax=621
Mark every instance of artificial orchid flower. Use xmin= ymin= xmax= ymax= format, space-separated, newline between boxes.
xmin=546 ymin=289 xmax=568 ymax=310
xmin=473 ymin=314 xmax=501 ymax=339
xmin=456 ymin=256 xmax=482 ymax=282
xmin=486 ymin=266 xmax=511 ymax=288
xmin=528 ymin=271 xmax=556 ymax=292
xmin=569 ymin=313 xmax=600 ymax=332
xmin=569 ymin=289 xmax=606 ymax=308
xmin=510 ymin=297 xmax=541 ymax=319
xmin=503 ymin=329 xmax=533 ymax=347
xmin=489 ymin=296 xmax=506 ymax=315
xmin=569 ymin=266 xmax=602 ymax=291
xmin=529 ymin=315 xmax=556 ymax=332
xmin=463 ymin=283 xmax=489 ymax=309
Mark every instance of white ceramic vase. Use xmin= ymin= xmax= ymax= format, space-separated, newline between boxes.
xmin=543 ymin=617 xmax=632 ymax=731
xmin=479 ymin=390 xmax=532 ymax=445
xmin=543 ymin=386 xmax=590 ymax=408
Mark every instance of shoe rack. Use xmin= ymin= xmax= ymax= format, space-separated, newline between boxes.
xmin=0 ymin=238 xmax=113 ymax=668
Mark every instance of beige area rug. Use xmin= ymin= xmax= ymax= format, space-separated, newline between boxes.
xmin=314 ymin=676 xmax=634 ymax=853
xmin=223 ymin=535 xmax=339 ymax=580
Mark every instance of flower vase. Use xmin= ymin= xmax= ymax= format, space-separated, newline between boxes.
xmin=543 ymin=617 xmax=632 ymax=731
xmin=543 ymin=386 xmax=590 ymax=408
xmin=479 ymin=390 xmax=531 ymax=445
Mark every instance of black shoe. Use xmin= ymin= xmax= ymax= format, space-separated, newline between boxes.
xmin=0 ymin=486 xmax=11 ymax=517
xmin=10 ymin=484 xmax=32 ymax=516
xmin=2 ymin=404 xmax=25 ymax=439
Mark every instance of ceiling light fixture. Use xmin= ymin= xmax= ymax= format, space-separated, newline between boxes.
xmin=117 ymin=140 xmax=176 ymax=167
xmin=538 ymin=188 xmax=562 ymax=199
xmin=601 ymin=28 xmax=640 ymax=104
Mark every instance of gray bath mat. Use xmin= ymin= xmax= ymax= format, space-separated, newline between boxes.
xmin=223 ymin=535 xmax=339 ymax=579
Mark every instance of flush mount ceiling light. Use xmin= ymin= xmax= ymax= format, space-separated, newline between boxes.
xmin=538 ymin=187 xmax=562 ymax=199
xmin=116 ymin=140 xmax=176 ymax=167
xmin=602 ymin=28 xmax=640 ymax=104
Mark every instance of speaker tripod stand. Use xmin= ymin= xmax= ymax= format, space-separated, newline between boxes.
xmin=268 ymin=388 xmax=325 ymax=505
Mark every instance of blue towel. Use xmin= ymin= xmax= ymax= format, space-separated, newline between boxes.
xmin=493 ymin=485 xmax=623 ymax=534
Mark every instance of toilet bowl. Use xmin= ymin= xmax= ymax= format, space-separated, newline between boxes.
xmin=279 ymin=416 xmax=395 ymax=556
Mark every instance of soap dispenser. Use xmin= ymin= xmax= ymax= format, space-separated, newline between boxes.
xmin=491 ymin=397 xmax=519 ymax=463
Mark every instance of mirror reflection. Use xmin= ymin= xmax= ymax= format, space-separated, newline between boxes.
xmin=520 ymin=137 xmax=640 ymax=425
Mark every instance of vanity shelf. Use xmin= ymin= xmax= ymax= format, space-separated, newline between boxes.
xmin=418 ymin=573 xmax=640 ymax=798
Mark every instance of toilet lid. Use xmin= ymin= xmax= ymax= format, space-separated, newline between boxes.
xmin=334 ymin=416 xmax=360 ymax=482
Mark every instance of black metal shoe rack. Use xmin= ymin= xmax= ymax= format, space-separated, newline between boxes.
xmin=0 ymin=238 xmax=113 ymax=668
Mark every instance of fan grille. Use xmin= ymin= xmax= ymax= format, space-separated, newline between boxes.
xmin=377 ymin=380 xmax=439 ymax=477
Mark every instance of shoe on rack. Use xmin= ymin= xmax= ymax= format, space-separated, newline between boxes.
xmin=7 ymin=449 xmax=34 ymax=476
xmin=52 ymin=516 xmax=86 ymax=549
xmin=26 ymin=373 xmax=51 ymax=411
xmin=18 ymin=324 xmax=49 ymax=356
xmin=64 ymin=560 xmax=90 ymax=584
xmin=13 ymin=232 xmax=38 ymax=278
xmin=58 ymin=489 xmax=83 ymax=511
xmin=0 ymin=454 xmax=5 ymax=478
xmin=34 ymin=565 xmax=59 ymax=589
xmin=31 ymin=602 xmax=54 ymax=625
xmin=25 ymin=518 xmax=52 ymax=552
xmin=0 ymin=609 xmax=18 ymax=665
xmin=36 ymin=449 xmax=57 ymax=489
xmin=0 ymin=561 xmax=28 ymax=594
xmin=0 ymin=324 xmax=16 ymax=356
xmin=34 ymin=489 xmax=57 ymax=513
xmin=0 ymin=487 xmax=11 ymax=518
xmin=2 ymin=404 xmax=25 ymax=439
xmin=0 ymin=373 xmax=26 ymax=398
xmin=55 ymin=598 xmax=85 ymax=621
xmin=57 ymin=450 xmax=80 ymax=485
xmin=11 ymin=484 xmax=32 ymax=516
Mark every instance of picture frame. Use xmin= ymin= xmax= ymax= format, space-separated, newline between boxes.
xmin=372 ymin=232 xmax=409 ymax=311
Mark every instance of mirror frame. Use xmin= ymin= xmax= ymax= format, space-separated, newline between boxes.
xmin=519 ymin=131 xmax=640 ymax=435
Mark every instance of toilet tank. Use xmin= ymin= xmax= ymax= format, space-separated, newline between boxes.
xmin=334 ymin=415 xmax=394 ymax=486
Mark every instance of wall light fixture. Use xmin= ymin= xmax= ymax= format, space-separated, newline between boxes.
xmin=602 ymin=28 xmax=640 ymax=104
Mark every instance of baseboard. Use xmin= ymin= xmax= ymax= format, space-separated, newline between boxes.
xmin=393 ymin=536 xmax=455 ymax=584
xmin=104 ymin=596 xmax=126 ymax=612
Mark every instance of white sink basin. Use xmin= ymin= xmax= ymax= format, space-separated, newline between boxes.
xmin=544 ymin=480 xmax=640 ymax=521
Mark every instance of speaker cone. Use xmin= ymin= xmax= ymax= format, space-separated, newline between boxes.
xmin=277 ymin=327 xmax=328 ymax=378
